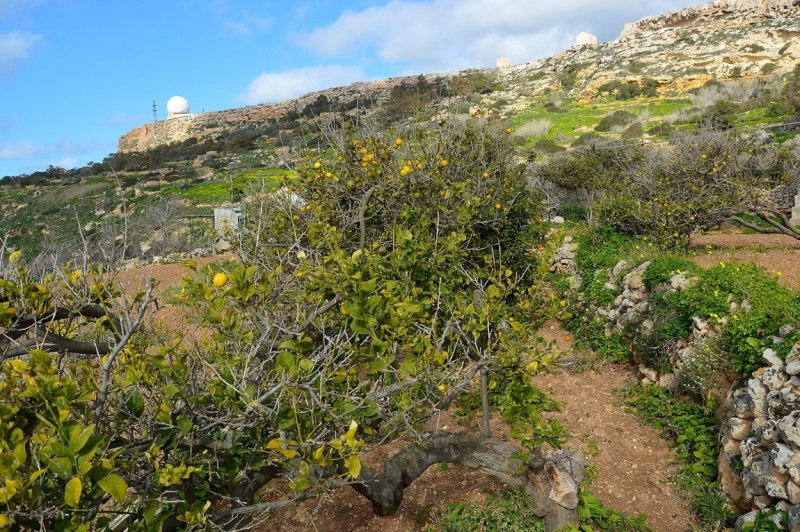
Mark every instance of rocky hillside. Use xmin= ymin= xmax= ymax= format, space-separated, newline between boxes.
xmin=118 ymin=0 xmax=800 ymax=153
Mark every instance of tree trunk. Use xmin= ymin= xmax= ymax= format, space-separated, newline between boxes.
xmin=351 ymin=432 xmax=584 ymax=532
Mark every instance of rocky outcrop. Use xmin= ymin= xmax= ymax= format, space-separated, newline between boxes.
xmin=618 ymin=0 xmax=800 ymax=41
xmin=118 ymin=0 xmax=800 ymax=153
xmin=118 ymin=76 xmax=438 ymax=153
xmin=495 ymin=0 xmax=800 ymax=104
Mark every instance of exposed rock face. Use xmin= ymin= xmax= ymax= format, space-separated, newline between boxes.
xmin=118 ymin=77 xmax=424 ymax=153
xmin=119 ymin=0 xmax=800 ymax=153
xmin=618 ymin=0 xmax=800 ymax=40
xmin=494 ymin=0 xmax=800 ymax=105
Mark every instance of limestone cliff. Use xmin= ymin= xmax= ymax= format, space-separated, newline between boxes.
xmin=117 ymin=78 xmax=419 ymax=153
xmin=118 ymin=0 xmax=800 ymax=153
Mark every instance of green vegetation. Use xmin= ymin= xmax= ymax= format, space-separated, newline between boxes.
xmin=431 ymin=488 xmax=653 ymax=532
xmin=625 ymin=385 xmax=735 ymax=529
xmin=432 ymin=492 xmax=546 ymax=532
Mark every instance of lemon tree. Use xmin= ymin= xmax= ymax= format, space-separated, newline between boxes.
xmin=0 ymin=122 xmax=582 ymax=531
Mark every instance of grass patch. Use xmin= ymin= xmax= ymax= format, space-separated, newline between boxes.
xmin=624 ymin=384 xmax=735 ymax=530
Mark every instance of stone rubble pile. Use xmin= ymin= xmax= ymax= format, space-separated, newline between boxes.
xmin=122 ymin=247 xmax=214 ymax=270
xmin=550 ymin=237 xmax=578 ymax=273
xmin=717 ymin=334 xmax=800 ymax=530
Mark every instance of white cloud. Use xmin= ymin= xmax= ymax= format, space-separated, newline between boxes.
xmin=49 ymin=156 xmax=80 ymax=169
xmin=236 ymin=64 xmax=366 ymax=105
xmin=0 ymin=0 xmax=43 ymax=19
xmin=0 ymin=139 xmax=38 ymax=160
xmin=300 ymin=0 xmax=699 ymax=71
xmin=0 ymin=30 xmax=43 ymax=76
xmin=222 ymin=16 xmax=274 ymax=36
xmin=0 ymin=138 xmax=113 ymax=161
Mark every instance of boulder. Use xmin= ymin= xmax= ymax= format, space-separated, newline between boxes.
xmin=763 ymin=348 xmax=784 ymax=368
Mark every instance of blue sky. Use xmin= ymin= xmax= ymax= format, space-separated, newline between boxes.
xmin=0 ymin=0 xmax=701 ymax=177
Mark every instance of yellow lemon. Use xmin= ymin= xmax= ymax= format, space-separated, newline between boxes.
xmin=483 ymin=172 xmax=489 ymax=178
xmin=441 ymin=160 xmax=448 ymax=167
xmin=395 ymin=138 xmax=403 ymax=146
xmin=212 ymin=273 xmax=228 ymax=288
xmin=314 ymin=162 xmax=322 ymax=169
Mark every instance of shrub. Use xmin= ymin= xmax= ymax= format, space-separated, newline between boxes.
xmin=628 ymin=60 xmax=648 ymax=74
xmin=571 ymin=133 xmax=602 ymax=147
xmin=597 ymin=79 xmax=622 ymax=95
xmin=642 ymin=78 xmax=659 ymax=98
xmin=534 ymin=138 xmax=567 ymax=153
xmin=544 ymin=101 xmax=568 ymax=113
xmin=681 ymin=336 xmax=731 ymax=396
xmin=647 ymin=123 xmax=674 ymax=136
xmin=621 ymin=122 xmax=644 ymax=139
xmin=449 ymin=69 xmax=502 ymax=96
xmin=616 ymin=82 xmax=642 ymax=100
xmin=513 ymin=119 xmax=553 ymax=138
xmin=761 ymin=62 xmax=778 ymax=75
xmin=596 ymin=128 xmax=790 ymax=247
xmin=595 ymin=110 xmax=637 ymax=132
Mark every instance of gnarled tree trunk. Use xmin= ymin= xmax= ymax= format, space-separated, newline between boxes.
xmin=351 ymin=432 xmax=584 ymax=532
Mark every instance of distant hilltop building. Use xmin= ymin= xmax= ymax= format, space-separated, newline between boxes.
xmin=167 ymin=96 xmax=191 ymax=119
xmin=576 ymin=32 xmax=598 ymax=46
xmin=496 ymin=58 xmax=511 ymax=68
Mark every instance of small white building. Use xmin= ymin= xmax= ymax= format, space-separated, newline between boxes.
xmin=214 ymin=206 xmax=242 ymax=233
xmin=214 ymin=205 xmax=242 ymax=251
xmin=496 ymin=57 xmax=511 ymax=68
xmin=576 ymin=32 xmax=598 ymax=46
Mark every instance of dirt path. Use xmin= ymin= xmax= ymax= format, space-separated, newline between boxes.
xmin=535 ymin=321 xmax=694 ymax=532
xmin=689 ymin=231 xmax=800 ymax=289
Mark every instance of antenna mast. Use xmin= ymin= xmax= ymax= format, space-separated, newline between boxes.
xmin=152 ymin=100 xmax=157 ymax=122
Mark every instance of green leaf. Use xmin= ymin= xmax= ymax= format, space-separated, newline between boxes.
xmin=69 ymin=425 xmax=95 ymax=453
xmin=350 ymin=319 xmax=371 ymax=335
xmin=345 ymin=420 xmax=358 ymax=448
xmin=124 ymin=389 xmax=145 ymax=418
xmin=344 ymin=455 xmax=361 ymax=479
xmin=98 ymin=474 xmax=127 ymax=503
xmin=65 ymin=477 xmax=82 ymax=507
xmin=276 ymin=352 xmax=295 ymax=370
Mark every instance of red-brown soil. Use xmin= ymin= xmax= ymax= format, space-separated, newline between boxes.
xmin=690 ymin=231 xmax=800 ymax=288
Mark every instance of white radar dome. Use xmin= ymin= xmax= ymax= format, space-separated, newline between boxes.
xmin=167 ymin=96 xmax=190 ymax=116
